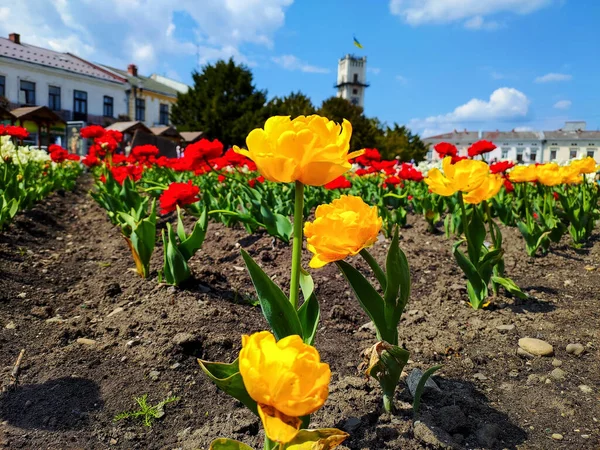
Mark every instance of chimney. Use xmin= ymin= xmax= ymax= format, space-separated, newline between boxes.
xmin=127 ymin=64 xmax=138 ymax=76
xmin=9 ymin=33 xmax=20 ymax=44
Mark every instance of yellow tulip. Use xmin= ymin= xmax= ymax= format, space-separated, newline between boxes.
xmin=560 ymin=165 xmax=583 ymax=184
xmin=570 ymin=157 xmax=599 ymax=174
xmin=304 ymin=195 xmax=382 ymax=269
xmin=508 ymin=165 xmax=538 ymax=183
xmin=463 ymin=173 xmax=504 ymax=204
xmin=239 ymin=331 xmax=330 ymax=444
xmin=233 ymin=115 xmax=362 ymax=186
xmin=424 ymin=157 xmax=490 ymax=196
xmin=536 ymin=163 xmax=563 ymax=186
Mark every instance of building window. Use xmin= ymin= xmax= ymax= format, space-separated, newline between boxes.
xmin=352 ymin=88 xmax=358 ymax=94
xmin=48 ymin=86 xmax=61 ymax=111
xmin=530 ymin=151 xmax=537 ymax=162
xmin=159 ymin=103 xmax=169 ymax=125
xmin=19 ymin=80 xmax=36 ymax=105
xmin=103 ymin=96 xmax=114 ymax=117
xmin=550 ymin=148 xmax=558 ymax=160
xmin=353 ymin=73 xmax=358 ymax=83
xmin=501 ymin=147 xmax=509 ymax=159
xmin=135 ymin=98 xmax=145 ymax=121
xmin=516 ymin=147 xmax=524 ymax=163
xmin=73 ymin=90 xmax=88 ymax=120
xmin=569 ymin=148 xmax=578 ymax=159
xmin=350 ymin=97 xmax=359 ymax=105
xmin=587 ymin=148 xmax=596 ymax=158
xmin=0 ymin=75 xmax=5 ymax=97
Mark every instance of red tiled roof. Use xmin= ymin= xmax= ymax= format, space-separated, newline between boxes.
xmin=0 ymin=37 xmax=126 ymax=84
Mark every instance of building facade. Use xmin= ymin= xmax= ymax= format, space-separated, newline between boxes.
xmin=424 ymin=123 xmax=600 ymax=164
xmin=0 ymin=32 xmax=128 ymax=144
xmin=0 ymin=32 xmax=187 ymax=147
xmin=335 ymin=54 xmax=368 ymax=108
xmin=103 ymin=64 xmax=178 ymax=127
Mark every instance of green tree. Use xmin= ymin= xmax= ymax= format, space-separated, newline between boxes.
xmin=170 ymin=59 xmax=266 ymax=146
xmin=318 ymin=97 xmax=379 ymax=151
xmin=376 ymin=124 xmax=429 ymax=162
xmin=263 ymin=91 xmax=316 ymax=117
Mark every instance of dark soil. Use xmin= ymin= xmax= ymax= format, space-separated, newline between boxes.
xmin=0 ymin=176 xmax=599 ymax=450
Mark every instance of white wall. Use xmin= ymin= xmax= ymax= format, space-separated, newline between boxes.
xmin=0 ymin=58 xmax=127 ymax=118
xmin=140 ymin=94 xmax=172 ymax=126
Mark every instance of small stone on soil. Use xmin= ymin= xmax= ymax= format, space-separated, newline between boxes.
xmin=473 ymin=372 xmax=488 ymax=381
xmin=342 ymin=417 xmax=361 ymax=432
xmin=578 ymin=385 xmax=593 ymax=394
xmin=566 ymin=343 xmax=584 ymax=356
xmin=407 ymin=368 xmax=441 ymax=398
xmin=496 ymin=324 xmax=515 ymax=332
xmin=106 ymin=307 xmax=124 ymax=318
xmin=148 ymin=370 xmax=160 ymax=381
xmin=552 ymin=433 xmax=563 ymax=440
xmin=518 ymin=337 xmax=553 ymax=356
xmin=549 ymin=368 xmax=566 ymax=381
xmin=30 ymin=306 xmax=52 ymax=319
xmin=4 ymin=321 xmax=16 ymax=329
xmin=552 ymin=359 xmax=562 ymax=367
xmin=76 ymin=338 xmax=97 ymax=345
xmin=413 ymin=421 xmax=459 ymax=449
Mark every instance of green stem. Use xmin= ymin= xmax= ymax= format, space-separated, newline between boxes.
xmin=383 ymin=392 xmax=395 ymax=414
xmin=458 ymin=192 xmax=468 ymax=239
xmin=289 ymin=181 xmax=305 ymax=310
xmin=359 ymin=248 xmax=387 ymax=291
xmin=484 ymin=201 xmax=497 ymax=248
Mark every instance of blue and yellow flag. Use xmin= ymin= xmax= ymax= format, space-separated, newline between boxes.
xmin=353 ymin=36 xmax=363 ymax=49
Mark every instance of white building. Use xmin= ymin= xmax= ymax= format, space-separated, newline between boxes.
xmin=423 ymin=123 xmax=600 ymax=164
xmin=335 ymin=54 xmax=368 ymax=108
xmin=482 ymin=131 xmax=544 ymax=163
xmin=0 ymin=32 xmax=128 ymax=144
xmin=102 ymin=64 xmax=180 ymax=127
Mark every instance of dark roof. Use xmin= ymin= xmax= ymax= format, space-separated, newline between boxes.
xmin=544 ymin=130 xmax=600 ymax=140
xmin=180 ymin=131 xmax=204 ymax=143
xmin=102 ymin=66 xmax=178 ymax=97
xmin=423 ymin=130 xmax=480 ymax=141
xmin=106 ymin=121 xmax=151 ymax=134
xmin=150 ymin=126 xmax=181 ymax=139
xmin=12 ymin=106 xmax=65 ymax=123
xmin=0 ymin=106 xmax=15 ymax=121
xmin=482 ymin=131 xmax=542 ymax=140
xmin=0 ymin=37 xmax=125 ymax=83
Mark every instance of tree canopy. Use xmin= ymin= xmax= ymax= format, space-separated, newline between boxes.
xmin=172 ymin=58 xmax=429 ymax=161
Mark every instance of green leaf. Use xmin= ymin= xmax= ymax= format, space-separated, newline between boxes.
xmin=197 ymin=359 xmax=258 ymax=416
xmin=335 ymin=260 xmax=390 ymax=342
xmin=240 ymin=249 xmax=303 ymax=340
xmin=209 ymin=438 xmax=254 ymax=450
xmin=176 ymin=206 xmax=187 ymax=243
xmin=163 ymin=224 xmax=190 ymax=285
xmin=384 ymin=227 xmax=411 ymax=322
xmin=492 ymin=276 xmax=528 ymax=299
xmin=467 ymin=206 xmax=485 ymax=263
xmin=477 ymin=248 xmax=504 ymax=285
xmin=412 ymin=365 xmax=443 ymax=419
xmin=179 ymin=207 xmax=209 ymax=261
xmin=298 ymin=271 xmax=319 ymax=346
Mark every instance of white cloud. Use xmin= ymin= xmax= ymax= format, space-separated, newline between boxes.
xmin=389 ymin=0 xmax=552 ymax=28
xmin=535 ymin=72 xmax=572 ymax=83
xmin=410 ymin=87 xmax=530 ymax=135
xmin=271 ymin=54 xmax=329 ymax=74
xmin=0 ymin=0 xmax=294 ymax=73
xmin=464 ymin=16 xmax=502 ymax=30
xmin=395 ymin=75 xmax=408 ymax=84
xmin=368 ymin=67 xmax=381 ymax=75
xmin=553 ymin=100 xmax=571 ymax=110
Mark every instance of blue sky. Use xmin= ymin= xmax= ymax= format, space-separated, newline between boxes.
xmin=1 ymin=0 xmax=599 ymax=137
